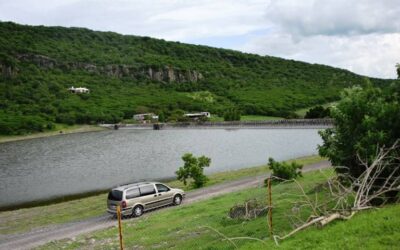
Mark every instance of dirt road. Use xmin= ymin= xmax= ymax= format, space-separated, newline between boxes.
xmin=0 ymin=160 xmax=330 ymax=250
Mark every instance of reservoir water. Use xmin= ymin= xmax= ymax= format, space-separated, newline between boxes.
xmin=0 ymin=128 xmax=323 ymax=207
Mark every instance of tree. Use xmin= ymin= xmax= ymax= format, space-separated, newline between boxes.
xmin=396 ymin=63 xmax=400 ymax=79
xmin=167 ymin=109 xmax=188 ymax=122
xmin=304 ymin=105 xmax=330 ymax=119
xmin=135 ymin=106 xmax=150 ymax=114
xmin=175 ymin=153 xmax=211 ymax=188
xmin=318 ymin=85 xmax=400 ymax=196
xmin=223 ymin=108 xmax=241 ymax=121
xmin=267 ymin=157 xmax=302 ymax=182
xmin=158 ymin=112 xmax=165 ymax=122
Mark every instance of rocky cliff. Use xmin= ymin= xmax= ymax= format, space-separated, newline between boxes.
xmin=13 ymin=54 xmax=204 ymax=83
xmin=0 ymin=63 xmax=17 ymax=78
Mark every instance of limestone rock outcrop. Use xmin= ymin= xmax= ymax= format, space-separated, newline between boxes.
xmin=14 ymin=54 xmax=203 ymax=83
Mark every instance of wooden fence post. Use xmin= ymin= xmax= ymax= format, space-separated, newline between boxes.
xmin=268 ymin=177 xmax=273 ymax=238
xmin=117 ymin=205 xmax=124 ymax=250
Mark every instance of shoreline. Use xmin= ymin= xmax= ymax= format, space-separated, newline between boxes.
xmin=0 ymin=119 xmax=333 ymax=144
xmin=0 ymin=125 xmax=107 ymax=144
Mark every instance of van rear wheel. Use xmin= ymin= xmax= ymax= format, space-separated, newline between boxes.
xmin=173 ymin=195 xmax=182 ymax=205
xmin=132 ymin=205 xmax=143 ymax=217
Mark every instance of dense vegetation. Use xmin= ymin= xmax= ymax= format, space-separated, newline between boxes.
xmin=0 ymin=21 xmax=393 ymax=135
xmin=304 ymin=105 xmax=331 ymax=119
xmin=223 ymin=108 xmax=241 ymax=121
xmin=319 ymin=83 xmax=400 ymax=199
xmin=267 ymin=157 xmax=303 ymax=182
xmin=176 ymin=153 xmax=211 ymax=188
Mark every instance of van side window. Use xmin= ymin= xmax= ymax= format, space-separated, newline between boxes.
xmin=126 ymin=188 xmax=140 ymax=199
xmin=139 ymin=185 xmax=156 ymax=196
xmin=156 ymin=184 xmax=170 ymax=193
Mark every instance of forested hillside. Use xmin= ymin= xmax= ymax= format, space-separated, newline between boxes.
xmin=0 ymin=21 xmax=392 ymax=135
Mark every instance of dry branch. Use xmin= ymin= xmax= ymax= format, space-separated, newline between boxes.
xmin=273 ymin=140 xmax=400 ymax=245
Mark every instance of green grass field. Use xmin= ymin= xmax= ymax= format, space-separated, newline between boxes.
xmin=38 ymin=168 xmax=400 ymax=249
xmin=0 ymin=155 xmax=323 ymax=235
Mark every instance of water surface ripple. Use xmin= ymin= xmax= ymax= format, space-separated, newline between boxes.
xmin=0 ymin=129 xmax=322 ymax=207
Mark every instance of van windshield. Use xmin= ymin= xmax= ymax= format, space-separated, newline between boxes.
xmin=108 ymin=190 xmax=123 ymax=201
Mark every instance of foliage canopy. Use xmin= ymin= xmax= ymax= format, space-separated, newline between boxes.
xmin=318 ymin=83 xmax=400 ymax=196
xmin=304 ymin=105 xmax=331 ymax=119
xmin=176 ymin=153 xmax=211 ymax=188
xmin=268 ymin=157 xmax=303 ymax=181
xmin=223 ymin=108 xmax=241 ymax=121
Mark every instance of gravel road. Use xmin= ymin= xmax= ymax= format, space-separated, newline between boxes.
xmin=0 ymin=160 xmax=331 ymax=250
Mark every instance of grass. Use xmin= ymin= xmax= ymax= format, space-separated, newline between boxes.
xmin=0 ymin=124 xmax=106 ymax=144
xmin=279 ymin=204 xmax=400 ymax=249
xmin=186 ymin=91 xmax=215 ymax=103
xmin=38 ymin=168 xmax=400 ymax=250
xmin=0 ymin=155 xmax=324 ymax=235
xmin=157 ymin=155 xmax=323 ymax=191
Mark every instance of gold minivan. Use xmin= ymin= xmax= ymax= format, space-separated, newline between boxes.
xmin=107 ymin=182 xmax=185 ymax=217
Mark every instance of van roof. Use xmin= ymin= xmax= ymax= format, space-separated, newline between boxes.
xmin=112 ymin=181 xmax=159 ymax=191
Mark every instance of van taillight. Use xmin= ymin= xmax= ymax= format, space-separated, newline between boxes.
xmin=121 ymin=201 xmax=127 ymax=208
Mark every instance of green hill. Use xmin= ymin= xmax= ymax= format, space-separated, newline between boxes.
xmin=0 ymin=21 xmax=393 ymax=135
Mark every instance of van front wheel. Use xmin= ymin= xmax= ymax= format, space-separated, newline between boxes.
xmin=173 ymin=195 xmax=182 ymax=205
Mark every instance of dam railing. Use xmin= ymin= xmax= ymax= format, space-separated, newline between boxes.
xmin=99 ymin=119 xmax=334 ymax=130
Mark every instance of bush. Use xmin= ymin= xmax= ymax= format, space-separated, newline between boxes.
xmin=305 ymin=105 xmax=330 ymax=118
xmin=158 ymin=112 xmax=165 ymax=122
xmin=267 ymin=157 xmax=303 ymax=182
xmin=318 ymin=84 xmax=400 ymax=198
xmin=175 ymin=153 xmax=211 ymax=188
xmin=223 ymin=108 xmax=241 ymax=121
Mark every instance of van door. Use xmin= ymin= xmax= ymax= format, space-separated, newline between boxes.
xmin=155 ymin=183 xmax=174 ymax=206
xmin=139 ymin=184 xmax=159 ymax=209
xmin=125 ymin=188 xmax=140 ymax=209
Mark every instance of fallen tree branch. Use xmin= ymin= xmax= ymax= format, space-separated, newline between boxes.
xmin=318 ymin=211 xmax=355 ymax=227
xmin=273 ymin=141 xmax=400 ymax=245
xmin=273 ymin=216 xmax=325 ymax=245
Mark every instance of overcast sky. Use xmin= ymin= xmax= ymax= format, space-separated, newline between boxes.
xmin=0 ymin=0 xmax=399 ymax=78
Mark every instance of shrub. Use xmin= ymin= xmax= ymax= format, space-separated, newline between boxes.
xmin=223 ymin=108 xmax=241 ymax=121
xmin=158 ymin=112 xmax=165 ymax=122
xmin=267 ymin=157 xmax=303 ymax=182
xmin=305 ymin=105 xmax=330 ymax=118
xmin=318 ymin=84 xmax=400 ymax=199
xmin=175 ymin=153 xmax=211 ymax=188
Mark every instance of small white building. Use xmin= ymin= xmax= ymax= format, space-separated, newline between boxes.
xmin=133 ymin=113 xmax=159 ymax=122
xmin=68 ymin=86 xmax=90 ymax=94
xmin=184 ymin=112 xmax=211 ymax=119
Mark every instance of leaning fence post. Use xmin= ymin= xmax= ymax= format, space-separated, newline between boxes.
xmin=117 ymin=205 xmax=124 ymax=250
xmin=267 ymin=177 xmax=273 ymax=238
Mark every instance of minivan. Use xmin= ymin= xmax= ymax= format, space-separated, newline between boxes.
xmin=107 ymin=182 xmax=185 ymax=217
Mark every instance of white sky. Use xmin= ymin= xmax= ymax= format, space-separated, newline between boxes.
xmin=0 ymin=0 xmax=399 ymax=78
